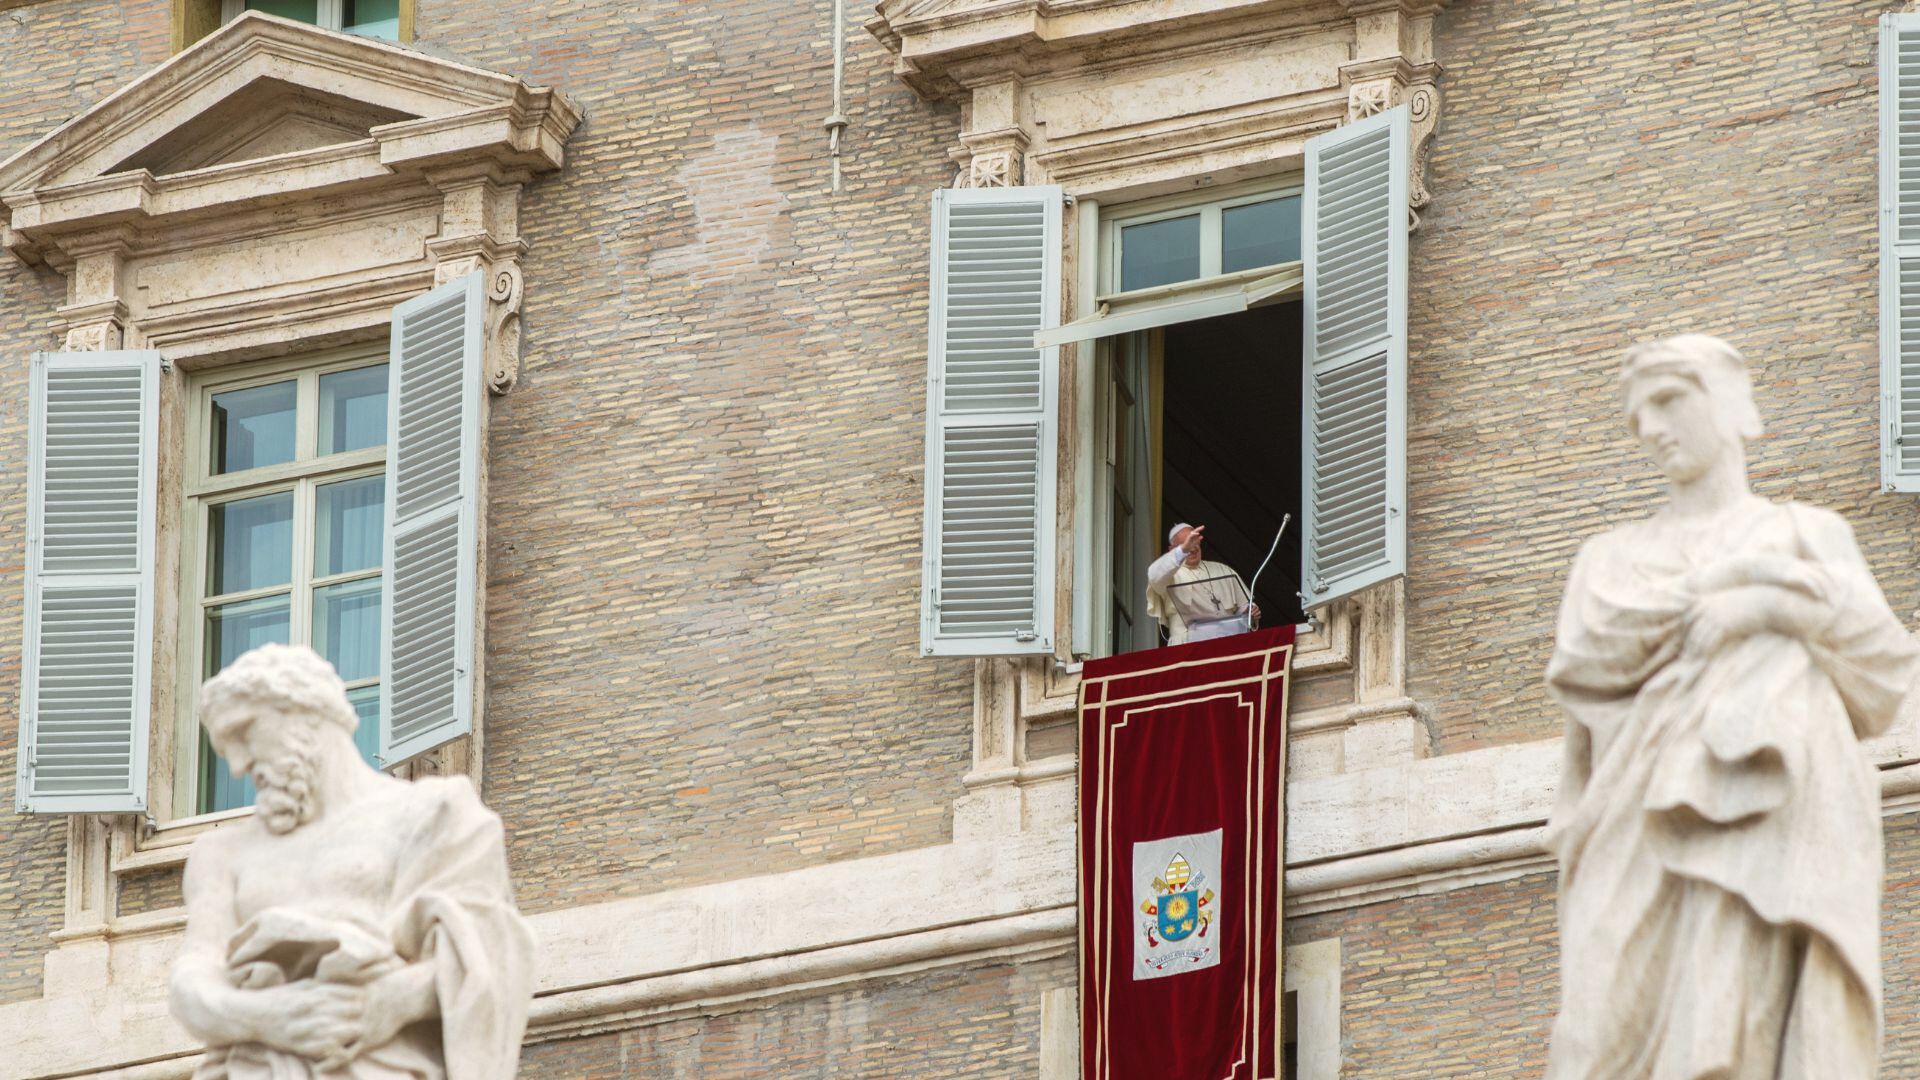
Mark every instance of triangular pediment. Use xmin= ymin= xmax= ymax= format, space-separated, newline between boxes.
xmin=109 ymin=79 xmax=416 ymax=177
xmin=0 ymin=11 xmax=547 ymax=192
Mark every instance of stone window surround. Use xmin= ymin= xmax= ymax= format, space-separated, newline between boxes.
xmin=0 ymin=12 xmax=578 ymax=984
xmin=869 ymin=0 xmax=1452 ymax=822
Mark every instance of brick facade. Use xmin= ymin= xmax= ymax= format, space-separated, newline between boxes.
xmin=1409 ymin=0 xmax=1920 ymax=752
xmin=4 ymin=0 xmax=1920 ymax=1072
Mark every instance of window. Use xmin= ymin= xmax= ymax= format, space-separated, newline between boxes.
xmin=180 ymin=350 xmax=389 ymax=813
xmin=221 ymin=0 xmax=400 ymax=38
xmin=920 ymin=108 xmax=1409 ymax=661
xmin=1092 ymin=184 xmax=1308 ymax=657
xmin=173 ymin=0 xmax=413 ymax=49
xmin=1111 ymin=190 xmax=1303 ymax=292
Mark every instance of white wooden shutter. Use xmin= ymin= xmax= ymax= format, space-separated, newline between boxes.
xmin=380 ymin=273 xmax=484 ymax=765
xmin=17 ymin=351 xmax=159 ymax=813
xmin=1299 ymin=106 xmax=1409 ymax=610
xmin=1883 ymin=14 xmax=1920 ymax=492
xmin=921 ymin=185 xmax=1063 ymax=656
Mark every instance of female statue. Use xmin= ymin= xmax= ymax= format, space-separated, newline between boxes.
xmin=1546 ymin=334 xmax=1919 ymax=1078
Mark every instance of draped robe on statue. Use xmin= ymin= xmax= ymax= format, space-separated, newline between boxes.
xmin=1545 ymin=500 xmax=1919 ymax=1078
xmin=195 ymin=778 xmax=534 ymax=1080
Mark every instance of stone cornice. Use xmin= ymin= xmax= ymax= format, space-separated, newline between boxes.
xmin=868 ymin=0 xmax=1445 ymax=198
xmin=868 ymin=0 xmax=1450 ymax=100
xmin=0 ymin=9 xmax=578 ymax=371
xmin=0 ymin=15 xmax=580 ymax=272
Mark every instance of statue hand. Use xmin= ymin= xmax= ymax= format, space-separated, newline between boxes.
xmin=1684 ymin=588 xmax=1774 ymax=656
xmin=250 ymin=982 xmax=366 ymax=1064
xmin=337 ymin=966 xmax=431 ymax=1063
xmin=1686 ymin=585 xmax=1833 ymax=655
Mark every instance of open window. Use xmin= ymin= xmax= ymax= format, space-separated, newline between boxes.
xmin=918 ymin=108 xmax=1409 ymax=660
xmin=1061 ymin=107 xmax=1411 ymax=657
xmin=1100 ymin=185 xmax=1306 ymax=655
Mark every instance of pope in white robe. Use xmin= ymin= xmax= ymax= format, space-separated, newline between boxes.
xmin=1147 ymin=523 xmax=1258 ymax=645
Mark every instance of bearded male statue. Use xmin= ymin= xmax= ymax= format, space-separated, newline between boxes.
xmin=1545 ymin=334 xmax=1920 ymax=1078
xmin=170 ymin=644 xmax=535 ymax=1079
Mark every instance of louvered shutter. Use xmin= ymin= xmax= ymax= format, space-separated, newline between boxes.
xmin=1299 ymin=106 xmax=1409 ymax=610
xmin=921 ymin=185 xmax=1063 ymax=656
xmin=1883 ymin=14 xmax=1920 ymax=492
xmin=380 ymin=274 xmax=484 ymax=765
xmin=17 ymin=351 xmax=160 ymax=813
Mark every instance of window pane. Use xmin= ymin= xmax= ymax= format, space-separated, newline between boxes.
xmin=211 ymin=381 xmax=296 ymax=474
xmin=208 ymin=492 xmax=294 ymax=595
xmin=314 ymin=476 xmax=386 ymax=577
xmin=200 ymin=594 xmax=290 ymax=813
xmin=347 ymin=684 xmax=382 ymax=768
xmin=1221 ymin=196 xmax=1302 ymax=273
xmin=246 ymin=0 xmax=319 ymax=22
xmin=318 ymin=364 xmax=389 ymax=455
xmin=202 ymin=735 xmax=256 ymax=814
xmin=205 ymin=594 xmax=291 ymax=677
xmin=343 ymin=0 xmax=400 ymax=38
xmin=313 ymin=577 xmax=382 ymax=683
xmin=1120 ymin=214 xmax=1201 ymax=291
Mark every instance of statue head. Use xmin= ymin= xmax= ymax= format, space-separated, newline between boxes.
xmin=199 ymin=644 xmax=360 ymax=834
xmin=1620 ymin=333 xmax=1762 ymax=485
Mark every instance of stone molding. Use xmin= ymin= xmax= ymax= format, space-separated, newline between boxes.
xmin=21 ymin=726 xmax=1920 ymax=1075
xmin=0 ymin=832 xmax=1078 ymax=1079
xmin=871 ymin=0 xmax=1448 ymax=200
xmin=0 ymin=11 xmax=579 ymax=367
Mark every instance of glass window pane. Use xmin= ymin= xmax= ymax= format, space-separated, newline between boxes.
xmin=314 ymin=476 xmax=386 ymax=577
xmin=318 ymin=364 xmax=389 ymax=455
xmin=208 ymin=492 xmax=294 ymax=595
xmin=347 ymin=684 xmax=382 ymax=768
xmin=203 ymin=735 xmax=256 ymax=814
xmin=1221 ymin=196 xmax=1303 ymax=273
xmin=245 ymin=0 xmax=319 ymax=22
xmin=342 ymin=0 xmax=400 ymax=38
xmin=313 ymin=577 xmax=382 ymax=683
xmin=201 ymin=594 xmax=291 ymax=813
xmin=210 ymin=381 xmax=296 ymax=475
xmin=1119 ymin=214 xmax=1201 ymax=291
xmin=205 ymin=594 xmax=291 ymax=677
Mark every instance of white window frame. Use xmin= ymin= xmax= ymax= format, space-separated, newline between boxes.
xmin=219 ymin=0 xmax=380 ymax=34
xmin=1102 ymin=178 xmax=1305 ymax=296
xmin=171 ymin=343 xmax=389 ymax=820
xmin=1079 ymin=176 xmax=1306 ymax=659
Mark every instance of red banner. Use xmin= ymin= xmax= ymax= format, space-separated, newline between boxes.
xmin=1079 ymin=626 xmax=1294 ymax=1080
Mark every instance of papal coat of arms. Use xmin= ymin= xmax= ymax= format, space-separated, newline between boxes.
xmin=1131 ymin=829 xmax=1224 ymax=980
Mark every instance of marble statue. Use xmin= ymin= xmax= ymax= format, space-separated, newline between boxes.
xmin=170 ymin=644 xmax=535 ymax=1079
xmin=1544 ymin=334 xmax=1920 ymax=1078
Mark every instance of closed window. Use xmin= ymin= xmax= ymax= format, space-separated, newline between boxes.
xmin=184 ymin=352 xmax=389 ymax=812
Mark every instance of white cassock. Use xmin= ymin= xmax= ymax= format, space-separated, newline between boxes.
xmin=1146 ymin=548 xmax=1252 ymax=645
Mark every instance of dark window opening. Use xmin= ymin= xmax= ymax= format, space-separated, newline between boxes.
xmin=1282 ymin=988 xmax=1300 ymax=1077
xmin=1160 ymin=301 xmax=1305 ymax=630
xmin=1105 ymin=299 xmax=1304 ymax=656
